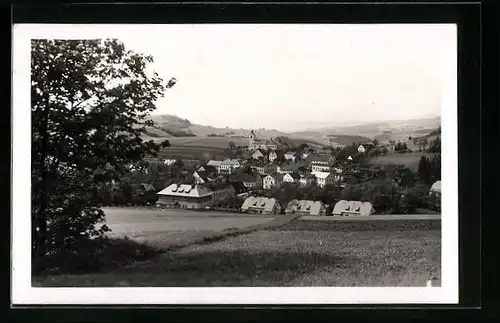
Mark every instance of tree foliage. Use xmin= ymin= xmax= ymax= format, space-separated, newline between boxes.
xmin=31 ymin=39 xmax=171 ymax=260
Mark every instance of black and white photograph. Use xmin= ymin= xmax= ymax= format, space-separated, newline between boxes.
xmin=12 ymin=23 xmax=458 ymax=304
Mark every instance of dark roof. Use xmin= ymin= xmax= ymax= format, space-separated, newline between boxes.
xmin=281 ymin=164 xmax=299 ymax=171
xmin=237 ymin=173 xmax=260 ymax=182
xmin=230 ymin=181 xmax=247 ymax=193
xmin=267 ymin=174 xmax=284 ymax=181
xmin=288 ymin=173 xmax=301 ymax=180
xmin=199 ymin=165 xmax=217 ymax=173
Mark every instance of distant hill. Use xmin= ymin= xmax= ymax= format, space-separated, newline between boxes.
xmin=145 ymin=114 xmax=440 ymax=150
xmin=302 ymin=117 xmax=441 ymax=145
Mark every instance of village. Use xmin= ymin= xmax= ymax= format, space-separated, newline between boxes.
xmin=106 ymin=128 xmax=442 ymax=217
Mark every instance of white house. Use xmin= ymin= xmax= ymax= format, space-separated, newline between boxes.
xmin=241 ymin=196 xmax=282 ymax=215
xmin=207 ymin=160 xmax=223 ymax=172
xmin=285 ymin=199 xmax=326 ymax=216
xmin=218 ymin=159 xmax=242 ymax=174
xmin=268 ymin=150 xmax=279 ymax=163
xmin=164 ymin=158 xmax=177 ymax=166
xmin=263 ymin=174 xmax=283 ymax=189
xmin=299 ymin=174 xmax=315 ymax=187
xmin=283 ymin=173 xmax=301 ymax=184
xmin=277 ymin=164 xmax=299 ymax=174
xmin=430 ymin=180 xmax=441 ymax=197
xmin=312 ymin=172 xmax=334 ymax=188
xmin=284 ymin=151 xmax=297 ymax=162
xmin=156 ymin=183 xmax=213 ymax=209
xmin=358 ymin=145 xmax=366 ymax=153
xmin=332 ymin=200 xmax=375 ymax=216
xmin=331 ymin=166 xmax=344 ymax=181
xmin=311 ymin=163 xmax=330 ymax=173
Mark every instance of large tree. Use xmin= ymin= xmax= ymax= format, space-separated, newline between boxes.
xmin=31 ymin=39 xmax=172 ymax=259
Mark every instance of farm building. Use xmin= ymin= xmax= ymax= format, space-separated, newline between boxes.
xmin=156 ymin=183 xmax=214 ymax=209
xmin=430 ymin=180 xmax=441 ymax=197
xmin=331 ymin=200 xmax=375 ymax=217
xmin=241 ymin=196 xmax=282 ymax=215
xmin=285 ymin=199 xmax=326 ymax=216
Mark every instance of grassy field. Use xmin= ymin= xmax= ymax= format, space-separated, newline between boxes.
xmin=368 ymin=152 xmax=439 ymax=171
xmin=102 ymin=207 xmax=277 ymax=249
xmin=34 ymin=215 xmax=441 ymax=287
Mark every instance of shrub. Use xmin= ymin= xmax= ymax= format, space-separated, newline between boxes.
xmin=33 ymin=237 xmax=163 ymax=275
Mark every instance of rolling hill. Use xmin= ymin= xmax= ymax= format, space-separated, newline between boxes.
xmin=144 ymin=114 xmax=441 ymax=160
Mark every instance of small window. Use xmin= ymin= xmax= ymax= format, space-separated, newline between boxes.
xmin=306 ymin=205 xmax=311 ymax=210
xmin=355 ymin=206 xmax=360 ymax=211
xmin=253 ymin=201 xmax=258 ymax=206
xmin=345 ymin=205 xmax=350 ymax=211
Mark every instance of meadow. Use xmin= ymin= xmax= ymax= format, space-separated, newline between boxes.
xmin=33 ymin=209 xmax=441 ymax=287
xmin=368 ymin=152 xmax=439 ymax=171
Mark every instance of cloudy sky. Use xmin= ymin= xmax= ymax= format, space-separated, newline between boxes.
xmin=39 ymin=24 xmax=456 ymax=131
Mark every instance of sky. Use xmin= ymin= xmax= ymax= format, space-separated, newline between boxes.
xmin=113 ymin=25 xmax=452 ymax=131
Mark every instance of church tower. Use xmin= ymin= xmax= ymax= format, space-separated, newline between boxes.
xmin=248 ymin=130 xmax=256 ymax=148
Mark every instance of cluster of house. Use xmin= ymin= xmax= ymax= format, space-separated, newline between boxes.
xmin=240 ymin=197 xmax=375 ymax=216
xmin=152 ymin=130 xmax=441 ymax=214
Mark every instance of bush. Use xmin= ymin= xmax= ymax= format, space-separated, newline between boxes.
xmin=33 ymin=237 xmax=163 ymax=275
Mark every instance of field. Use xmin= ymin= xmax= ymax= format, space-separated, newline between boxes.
xmin=34 ymin=208 xmax=441 ymax=287
xmin=102 ymin=207 xmax=277 ymax=249
xmin=368 ymin=152 xmax=439 ymax=171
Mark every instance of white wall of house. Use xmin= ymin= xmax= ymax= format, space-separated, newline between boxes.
xmin=263 ymin=176 xmax=280 ymax=189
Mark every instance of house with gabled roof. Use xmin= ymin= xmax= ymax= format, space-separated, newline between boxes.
xmin=263 ymin=174 xmax=283 ymax=189
xmin=241 ymin=196 xmax=282 ymax=215
xmin=250 ymin=162 xmax=277 ymax=175
xmin=332 ymin=200 xmax=375 ymax=216
xmin=192 ymin=170 xmax=218 ymax=184
xmin=197 ymin=164 xmax=218 ymax=175
xmin=283 ymin=172 xmax=301 ymax=184
xmin=284 ymin=151 xmax=298 ymax=162
xmin=277 ymin=163 xmax=300 ymax=174
xmin=251 ymin=149 xmax=266 ymax=160
xmin=219 ymin=159 xmax=242 ymax=174
xmin=268 ymin=150 xmax=281 ymax=163
xmin=237 ymin=173 xmax=263 ymax=189
xmin=299 ymin=174 xmax=316 ymax=187
xmin=285 ymin=199 xmax=326 ymax=216
xmin=156 ymin=183 xmax=214 ymax=209
xmin=311 ymin=171 xmax=335 ymax=188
